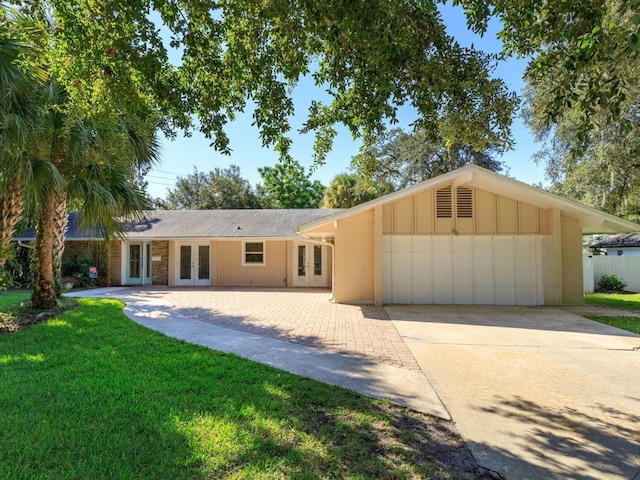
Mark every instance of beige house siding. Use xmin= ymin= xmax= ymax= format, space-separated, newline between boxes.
xmin=333 ymin=209 xmax=376 ymax=304
xmin=561 ymin=215 xmax=584 ymax=304
xmin=382 ymin=186 xmax=542 ymax=236
xmin=152 ymin=240 xmax=169 ymax=285
xmin=215 ymin=240 xmax=289 ymax=287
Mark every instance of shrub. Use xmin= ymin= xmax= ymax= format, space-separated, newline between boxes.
xmin=597 ymin=274 xmax=627 ymax=292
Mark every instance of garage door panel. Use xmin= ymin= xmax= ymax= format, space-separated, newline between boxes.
xmin=516 ymin=287 xmax=538 ymax=305
xmin=453 ymin=252 xmax=473 ymax=270
xmin=474 ymin=253 xmax=494 ymax=270
xmin=384 ymin=235 xmax=543 ymax=306
xmin=495 ymin=287 xmax=516 ymax=305
xmin=432 ymin=236 xmax=452 ymax=252
xmin=392 ymin=236 xmax=412 ymax=252
xmin=412 ymin=236 xmax=432 ymax=253
xmin=454 ymin=286 xmax=474 ymax=304
xmin=433 ymin=287 xmax=453 ymax=304
xmin=412 ymin=284 xmax=433 ymax=304
xmin=433 ymin=268 xmax=453 ymax=287
xmin=432 ymin=252 xmax=452 ymax=270
xmin=474 ymin=287 xmax=496 ymax=305
xmin=392 ymin=251 xmax=413 ymax=271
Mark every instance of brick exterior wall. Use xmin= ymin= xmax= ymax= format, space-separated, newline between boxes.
xmin=152 ymin=241 xmax=169 ymax=285
xmin=107 ymin=241 xmax=122 ymax=286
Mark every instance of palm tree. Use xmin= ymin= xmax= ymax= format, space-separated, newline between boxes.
xmin=0 ymin=5 xmax=46 ymax=271
xmin=27 ymin=80 xmax=160 ymax=307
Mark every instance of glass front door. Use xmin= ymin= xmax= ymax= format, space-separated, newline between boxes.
xmin=126 ymin=242 xmax=151 ymax=284
xmin=293 ymin=241 xmax=327 ymax=287
xmin=176 ymin=243 xmax=211 ymax=286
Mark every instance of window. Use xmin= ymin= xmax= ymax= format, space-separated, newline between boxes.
xmin=244 ymin=241 xmax=265 ymax=265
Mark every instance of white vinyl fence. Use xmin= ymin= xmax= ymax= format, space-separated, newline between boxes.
xmin=583 ymin=254 xmax=640 ymax=293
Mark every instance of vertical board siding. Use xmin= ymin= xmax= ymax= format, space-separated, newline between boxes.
xmin=382 ymin=187 xmax=541 ymax=236
xmin=215 ymin=240 xmax=289 ymax=287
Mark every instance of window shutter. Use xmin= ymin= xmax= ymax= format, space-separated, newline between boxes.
xmin=456 ymin=187 xmax=473 ymax=218
xmin=436 ymin=186 xmax=452 ymax=218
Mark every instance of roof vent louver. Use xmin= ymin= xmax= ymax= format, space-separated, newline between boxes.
xmin=456 ymin=187 xmax=473 ymax=218
xmin=436 ymin=186 xmax=452 ymax=218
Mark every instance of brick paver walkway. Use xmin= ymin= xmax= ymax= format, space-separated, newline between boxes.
xmin=124 ymin=287 xmax=420 ymax=370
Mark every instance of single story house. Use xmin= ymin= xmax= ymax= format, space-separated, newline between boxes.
xmin=590 ymin=232 xmax=640 ymax=256
xmin=14 ymin=165 xmax=640 ymax=306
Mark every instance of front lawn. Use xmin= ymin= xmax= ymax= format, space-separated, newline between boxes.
xmin=0 ymin=297 xmax=477 ymax=479
xmin=584 ymin=293 xmax=640 ymax=335
xmin=585 ymin=292 xmax=640 ymax=311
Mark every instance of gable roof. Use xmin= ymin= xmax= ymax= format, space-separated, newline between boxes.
xmin=591 ymin=232 xmax=640 ymax=249
xmin=298 ymin=165 xmax=640 ymax=235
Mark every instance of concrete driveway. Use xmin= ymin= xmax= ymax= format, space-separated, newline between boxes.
xmin=387 ymin=305 xmax=640 ymax=480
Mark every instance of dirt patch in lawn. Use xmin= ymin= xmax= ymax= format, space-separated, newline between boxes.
xmin=0 ymin=297 xmax=78 ymax=333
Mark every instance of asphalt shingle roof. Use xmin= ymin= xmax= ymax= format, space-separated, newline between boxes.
xmin=15 ymin=209 xmax=342 ymax=241
xmin=122 ymin=209 xmax=342 ymax=239
xmin=591 ymin=232 xmax=640 ymax=249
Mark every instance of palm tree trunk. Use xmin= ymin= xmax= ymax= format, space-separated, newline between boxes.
xmin=0 ymin=178 xmax=24 ymax=268
xmin=52 ymin=191 xmax=68 ymax=295
xmin=32 ymin=191 xmax=57 ymax=308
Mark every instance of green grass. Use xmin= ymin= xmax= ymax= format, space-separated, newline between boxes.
xmin=583 ymin=315 xmax=640 ymax=335
xmin=0 ymin=298 xmax=466 ymax=479
xmin=585 ymin=292 xmax=640 ymax=310
xmin=0 ymin=289 xmax=31 ymax=307
xmin=584 ymin=293 xmax=640 ymax=335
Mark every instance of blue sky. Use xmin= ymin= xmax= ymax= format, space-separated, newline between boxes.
xmin=146 ymin=3 xmax=545 ymax=199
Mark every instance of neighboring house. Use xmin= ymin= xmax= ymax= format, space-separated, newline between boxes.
xmin=14 ymin=165 xmax=640 ymax=306
xmin=590 ymin=233 xmax=640 ymax=256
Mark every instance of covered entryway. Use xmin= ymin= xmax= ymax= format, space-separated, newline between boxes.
xmin=175 ymin=243 xmax=212 ymax=286
xmin=292 ymin=241 xmax=329 ymax=287
xmin=383 ymin=235 xmax=544 ymax=305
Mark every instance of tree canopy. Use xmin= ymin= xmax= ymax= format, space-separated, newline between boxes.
xmin=11 ymin=0 xmax=518 ymax=163
xmin=258 ymin=161 xmax=325 ymax=209
xmin=352 ymin=128 xmax=505 ymax=191
xmin=157 ymin=166 xmax=261 ymax=210
xmin=457 ymin=0 xmax=640 ymax=147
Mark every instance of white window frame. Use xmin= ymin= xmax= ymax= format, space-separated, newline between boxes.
xmin=243 ymin=241 xmax=266 ymax=266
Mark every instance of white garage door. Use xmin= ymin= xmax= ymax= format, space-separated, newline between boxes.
xmin=382 ymin=236 xmax=544 ymax=305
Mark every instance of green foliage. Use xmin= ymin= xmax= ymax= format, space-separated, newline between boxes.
xmin=458 ymin=0 xmax=640 ymax=148
xmin=597 ymin=274 xmax=628 ymax=292
xmin=352 ymin=128 xmax=505 ymax=190
xmin=0 ymin=297 xmax=468 ymax=478
xmin=9 ymin=0 xmax=517 ymax=163
xmin=157 ymin=165 xmax=261 ymax=210
xmin=258 ymin=161 xmax=325 ymax=209
xmin=323 ymin=172 xmax=393 ymax=209
xmin=525 ymin=82 xmax=640 ymax=220
xmin=60 ymin=253 xmax=99 ymax=288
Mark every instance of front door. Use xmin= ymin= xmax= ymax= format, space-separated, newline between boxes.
xmin=126 ymin=242 xmax=151 ymax=285
xmin=293 ymin=241 xmax=327 ymax=287
xmin=176 ymin=243 xmax=211 ymax=286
